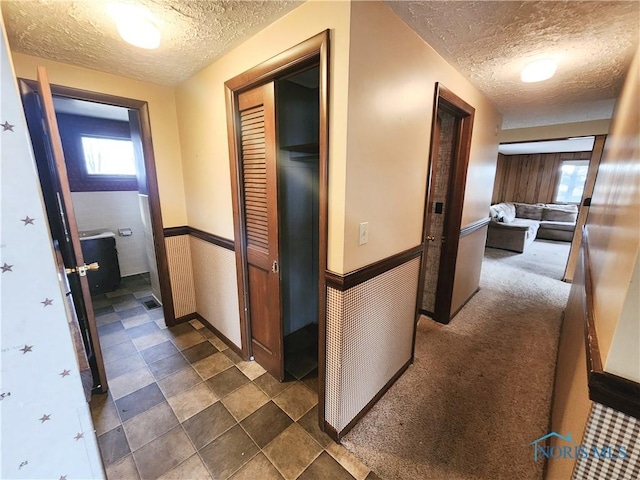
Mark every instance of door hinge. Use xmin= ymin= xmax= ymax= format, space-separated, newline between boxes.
xmin=65 ymin=262 xmax=100 ymax=277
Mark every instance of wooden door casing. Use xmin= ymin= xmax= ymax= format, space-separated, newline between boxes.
xmin=238 ymin=83 xmax=284 ymax=380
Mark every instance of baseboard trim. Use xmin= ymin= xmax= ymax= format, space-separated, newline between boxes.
xmin=328 ymin=358 xmax=412 ymax=440
xmin=582 ymin=226 xmax=640 ymax=419
xmin=174 ymin=312 xmax=198 ymax=324
xmin=163 ymin=226 xmax=234 ymax=251
xmin=450 ymin=287 xmax=480 ymax=320
xmin=326 ymin=245 xmax=423 ymax=291
xmin=195 ymin=313 xmax=246 ymax=360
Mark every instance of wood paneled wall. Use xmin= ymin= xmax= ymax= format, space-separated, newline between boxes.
xmin=492 ymin=151 xmax=592 ymax=205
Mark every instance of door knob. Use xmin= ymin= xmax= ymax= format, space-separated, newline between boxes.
xmin=426 ymin=236 xmax=435 ymax=242
xmin=65 ymin=262 xmax=100 ymax=277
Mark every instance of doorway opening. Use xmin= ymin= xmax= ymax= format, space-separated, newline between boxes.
xmin=489 ymin=135 xmax=606 ymax=282
xmin=19 ymin=74 xmax=172 ymax=394
xmin=418 ymin=84 xmax=475 ymax=324
xmin=52 ymin=97 xmax=163 ymax=311
xmin=225 ymin=31 xmax=329 ymax=428
xmin=278 ymin=67 xmax=320 ymax=383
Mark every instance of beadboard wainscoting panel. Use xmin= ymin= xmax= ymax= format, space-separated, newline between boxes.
xmin=325 ymin=257 xmax=420 ymax=433
xmin=572 ymin=403 xmax=640 ymax=479
xmin=164 ymin=235 xmax=196 ymax=318
xmin=189 ymin=236 xmax=242 ymax=348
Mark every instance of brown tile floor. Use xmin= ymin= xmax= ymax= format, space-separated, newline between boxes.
xmin=90 ymin=274 xmax=379 ymax=480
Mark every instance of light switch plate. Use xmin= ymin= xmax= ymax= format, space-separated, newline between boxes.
xmin=359 ymin=222 xmax=369 ymax=245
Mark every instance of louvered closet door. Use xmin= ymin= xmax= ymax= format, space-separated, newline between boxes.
xmin=238 ymin=83 xmax=284 ymax=380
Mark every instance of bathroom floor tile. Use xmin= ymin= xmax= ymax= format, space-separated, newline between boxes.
xmin=182 ymin=401 xmax=236 ymax=449
xmin=108 ymin=365 xmax=155 ymax=400
xmin=240 ymin=401 xmax=293 ymax=448
xmin=115 ymin=382 xmax=165 ymax=422
xmin=263 ymin=424 xmax=322 ymax=480
xmin=166 ymin=382 xmax=218 ymax=422
xmin=221 ymin=383 xmax=269 ymax=421
xmin=199 ymin=425 xmax=259 ymax=480
xmin=98 ymin=426 xmax=131 ymax=467
xmin=105 ymin=454 xmax=140 ymax=480
xmin=148 ymin=353 xmax=189 ymax=380
xmin=126 ymin=320 xmax=160 ymax=339
xmin=205 ymin=366 xmax=250 ymax=398
xmin=192 ymin=352 xmax=234 ymax=380
xmin=139 ymin=341 xmax=179 ymax=365
xmin=181 ymin=341 xmax=218 ymax=364
xmin=298 ymin=406 xmax=333 ymax=448
xmin=273 ymin=382 xmax=317 ymax=421
xmin=157 ymin=366 xmax=202 ymax=399
xmin=122 ymin=401 xmax=178 ymax=451
xmin=91 ymin=398 xmax=121 ymax=436
xmin=104 ymin=352 xmax=146 ymax=380
xmin=298 ymin=452 xmax=355 ymax=480
xmin=253 ymin=373 xmax=293 ymax=398
xmin=229 ymin=453 xmax=284 ymax=480
xmin=133 ymin=426 xmax=195 ymax=480
xmin=157 ymin=454 xmax=212 ymax=480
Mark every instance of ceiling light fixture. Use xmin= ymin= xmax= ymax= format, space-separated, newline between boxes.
xmin=109 ymin=3 xmax=160 ymax=50
xmin=521 ymin=59 xmax=557 ymax=83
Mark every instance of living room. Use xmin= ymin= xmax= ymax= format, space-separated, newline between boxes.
xmin=486 ymin=134 xmax=605 ymax=282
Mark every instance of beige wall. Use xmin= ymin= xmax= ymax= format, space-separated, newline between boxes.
xmin=547 ymin=252 xmax=591 ymax=479
xmin=499 ymin=119 xmax=611 ymax=143
xmin=10 ymin=53 xmax=187 ymax=227
xmin=587 ymin=48 xmax=639 ymax=364
xmin=174 ymin=0 xmax=352 ymax=273
xmin=548 ymin=47 xmax=640 ymax=479
xmin=343 ymin=0 xmax=502 ymax=272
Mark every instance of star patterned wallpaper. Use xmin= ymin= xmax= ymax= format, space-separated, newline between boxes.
xmin=1 ymin=26 xmax=104 ymax=479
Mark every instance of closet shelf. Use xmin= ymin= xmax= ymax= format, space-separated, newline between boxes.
xmin=280 ymin=143 xmax=319 ymax=153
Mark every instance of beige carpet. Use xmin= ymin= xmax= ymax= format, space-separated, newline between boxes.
xmin=343 ymin=240 xmax=571 ymax=480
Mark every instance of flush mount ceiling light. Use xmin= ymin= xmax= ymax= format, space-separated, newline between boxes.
xmin=521 ymin=59 xmax=557 ymax=83
xmin=109 ymin=3 xmax=160 ymax=49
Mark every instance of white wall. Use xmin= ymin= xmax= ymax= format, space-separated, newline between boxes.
xmin=71 ymin=191 xmax=149 ymax=277
xmin=1 ymin=21 xmax=103 ymax=479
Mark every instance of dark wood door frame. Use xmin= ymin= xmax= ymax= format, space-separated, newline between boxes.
xmin=20 ymin=79 xmax=176 ymax=327
xmin=225 ymin=30 xmax=330 ymax=427
xmin=417 ymin=83 xmax=475 ymax=325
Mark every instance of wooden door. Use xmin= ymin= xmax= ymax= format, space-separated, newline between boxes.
xmin=238 ymin=83 xmax=284 ymax=380
xmin=419 ymin=84 xmax=475 ymax=324
xmin=20 ymin=67 xmax=108 ymax=393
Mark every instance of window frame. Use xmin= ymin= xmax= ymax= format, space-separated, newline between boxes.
xmin=80 ymin=134 xmax=137 ymax=180
xmin=554 ymin=159 xmax=590 ymax=204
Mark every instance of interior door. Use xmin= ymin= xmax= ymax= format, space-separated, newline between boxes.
xmin=19 ymin=67 xmax=108 ymax=393
xmin=238 ymin=83 xmax=284 ymax=380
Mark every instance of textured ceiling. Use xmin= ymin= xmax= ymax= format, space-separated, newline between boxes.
xmin=384 ymin=1 xmax=640 ymax=129
xmin=2 ymin=1 xmax=639 ymax=129
xmin=2 ymin=0 xmax=301 ymax=86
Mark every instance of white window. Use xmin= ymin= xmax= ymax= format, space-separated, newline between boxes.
xmin=81 ymin=136 xmax=136 ymax=176
xmin=555 ymin=160 xmax=589 ymax=204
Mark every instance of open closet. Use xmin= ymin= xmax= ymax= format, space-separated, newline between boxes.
xmin=277 ymin=67 xmax=320 ymax=382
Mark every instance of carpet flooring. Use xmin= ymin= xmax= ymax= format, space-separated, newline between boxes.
xmin=343 ymin=240 xmax=572 ymax=480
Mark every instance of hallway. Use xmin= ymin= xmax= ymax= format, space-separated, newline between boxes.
xmin=343 ymin=240 xmax=571 ymax=479
xmin=89 ymin=275 xmax=376 ymax=479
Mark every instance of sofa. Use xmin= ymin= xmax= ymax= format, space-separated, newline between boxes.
xmin=486 ymin=202 xmax=578 ymax=253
